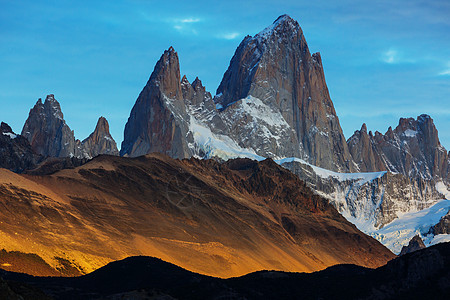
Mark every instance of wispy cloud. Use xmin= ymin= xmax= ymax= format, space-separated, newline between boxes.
xmin=179 ymin=18 xmax=200 ymax=23
xmin=217 ymin=32 xmax=240 ymax=40
xmin=380 ymin=48 xmax=417 ymax=64
xmin=172 ymin=17 xmax=201 ymax=34
xmin=381 ymin=48 xmax=398 ymax=64
xmin=439 ymin=62 xmax=450 ymax=76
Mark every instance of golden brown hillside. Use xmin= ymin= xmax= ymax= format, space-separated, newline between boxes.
xmin=0 ymin=153 xmax=394 ymax=277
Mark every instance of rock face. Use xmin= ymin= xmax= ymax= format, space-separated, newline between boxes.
xmin=430 ymin=211 xmax=450 ymax=235
xmin=79 ymin=117 xmax=119 ymax=159
xmin=22 ymin=94 xmax=77 ymax=158
xmin=0 ymin=122 xmax=41 ymax=172
xmin=215 ymin=15 xmax=353 ymax=171
xmin=121 ymin=16 xmax=353 ymax=172
xmin=347 ymin=123 xmax=386 ymax=172
xmin=399 ymin=235 xmax=426 ymax=255
xmin=22 ymin=94 xmax=119 ymax=161
xmin=120 ymin=47 xmax=192 ymax=158
xmin=348 ymin=115 xmax=449 ymax=181
xmin=281 ymin=159 xmax=444 ymax=229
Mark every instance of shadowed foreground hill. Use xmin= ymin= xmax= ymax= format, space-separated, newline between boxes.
xmin=0 ymin=153 xmax=393 ymax=277
xmin=1 ymin=242 xmax=449 ymax=299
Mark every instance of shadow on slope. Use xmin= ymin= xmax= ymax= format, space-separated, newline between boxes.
xmin=1 ymin=242 xmax=449 ymax=299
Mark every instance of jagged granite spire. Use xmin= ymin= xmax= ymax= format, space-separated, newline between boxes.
xmin=214 ymin=14 xmax=353 ymax=171
xmin=79 ymin=117 xmax=119 ymax=159
xmin=347 ymin=123 xmax=386 ymax=172
xmin=22 ymin=94 xmax=77 ymax=158
xmin=348 ymin=115 xmax=449 ymax=180
xmin=120 ymin=47 xmax=191 ymax=158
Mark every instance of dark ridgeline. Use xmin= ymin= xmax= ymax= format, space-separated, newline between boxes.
xmin=1 ymin=242 xmax=449 ymax=299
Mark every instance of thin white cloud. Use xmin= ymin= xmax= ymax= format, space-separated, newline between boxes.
xmin=217 ymin=32 xmax=240 ymax=40
xmin=380 ymin=48 xmax=417 ymax=64
xmin=180 ymin=18 xmax=200 ymax=23
xmin=381 ymin=49 xmax=398 ymax=64
xmin=438 ymin=62 xmax=450 ymax=76
xmin=172 ymin=17 xmax=201 ymax=34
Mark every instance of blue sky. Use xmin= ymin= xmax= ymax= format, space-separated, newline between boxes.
xmin=1 ymin=0 xmax=449 ymax=150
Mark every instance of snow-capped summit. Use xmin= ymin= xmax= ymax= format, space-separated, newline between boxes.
xmin=214 ymin=15 xmax=354 ymax=171
xmin=254 ymin=14 xmax=300 ymax=43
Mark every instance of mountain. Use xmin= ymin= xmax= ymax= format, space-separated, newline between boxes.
xmin=430 ymin=210 xmax=450 ymax=235
xmin=347 ymin=114 xmax=449 ymax=181
xmin=1 ymin=242 xmax=449 ymax=299
xmin=22 ymin=94 xmax=119 ymax=161
xmin=0 ymin=153 xmax=393 ymax=278
xmin=0 ymin=122 xmax=41 ymax=173
xmin=399 ymin=235 xmax=426 ymax=255
xmin=78 ymin=117 xmax=119 ymax=159
xmin=120 ymin=47 xmax=192 ymax=158
xmin=280 ymin=158 xmax=445 ymax=229
xmin=22 ymin=94 xmax=77 ymax=158
xmin=120 ymin=15 xmax=353 ymax=172
xmin=215 ymin=14 xmax=353 ymax=171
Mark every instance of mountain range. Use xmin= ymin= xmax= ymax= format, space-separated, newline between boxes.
xmin=1 ymin=14 xmax=449 ymax=278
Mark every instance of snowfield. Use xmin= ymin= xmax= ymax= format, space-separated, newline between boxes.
xmin=371 ymin=199 xmax=450 ymax=254
xmin=277 ymin=157 xmax=387 ymax=184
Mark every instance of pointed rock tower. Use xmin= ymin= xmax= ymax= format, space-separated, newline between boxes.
xmin=215 ymin=15 xmax=353 ymax=171
xmin=79 ymin=117 xmax=119 ymax=159
xmin=120 ymin=47 xmax=191 ymax=158
xmin=347 ymin=124 xmax=386 ymax=172
xmin=22 ymin=94 xmax=77 ymax=158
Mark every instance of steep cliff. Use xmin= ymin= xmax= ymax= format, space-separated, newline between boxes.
xmin=22 ymin=94 xmax=77 ymax=158
xmin=120 ymin=47 xmax=191 ymax=158
xmin=79 ymin=117 xmax=119 ymax=159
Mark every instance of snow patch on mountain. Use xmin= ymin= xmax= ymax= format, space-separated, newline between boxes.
xmin=188 ymin=115 xmax=263 ymax=161
xmin=371 ymin=199 xmax=450 ymax=254
xmin=403 ymin=129 xmax=418 ymax=137
xmin=277 ymin=157 xmax=386 ymax=183
xmin=2 ymin=132 xmax=17 ymax=139
xmin=436 ymin=181 xmax=450 ymax=199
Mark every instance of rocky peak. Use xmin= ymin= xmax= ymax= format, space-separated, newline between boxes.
xmin=214 ymin=15 xmax=353 ymax=171
xmin=120 ymin=47 xmax=191 ymax=158
xmin=191 ymin=77 xmax=205 ymax=92
xmin=361 ymin=123 xmax=368 ymax=134
xmin=78 ymin=117 xmax=119 ymax=159
xmin=252 ymin=14 xmax=300 ymax=43
xmin=22 ymin=95 xmax=76 ymax=158
xmin=430 ymin=210 xmax=450 ymax=235
xmin=399 ymin=235 xmax=426 ymax=256
xmin=183 ymin=76 xmax=213 ymax=106
xmin=31 ymin=94 xmax=64 ymax=121
xmin=347 ymin=123 xmax=385 ymax=172
xmin=0 ymin=121 xmax=41 ymax=172
xmin=348 ymin=115 xmax=449 ymax=181
xmin=181 ymin=75 xmax=190 ymax=87
xmin=1 ymin=122 xmax=13 ymax=134
xmin=149 ymin=46 xmax=182 ymax=100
